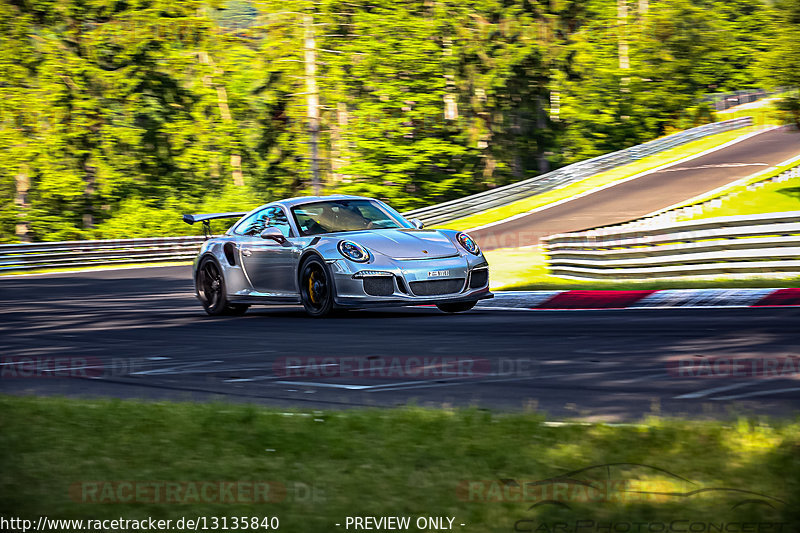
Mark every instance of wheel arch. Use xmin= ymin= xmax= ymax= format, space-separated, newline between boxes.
xmin=297 ymin=249 xmax=339 ymax=309
xmin=194 ymin=252 xmax=249 ymax=316
xmin=297 ymin=249 xmax=327 ymax=277
xmin=195 ymin=252 xmax=222 ymax=277
xmin=195 ymin=252 xmax=236 ymax=298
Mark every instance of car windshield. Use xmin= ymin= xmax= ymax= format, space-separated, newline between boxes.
xmin=291 ymin=199 xmax=411 ymax=236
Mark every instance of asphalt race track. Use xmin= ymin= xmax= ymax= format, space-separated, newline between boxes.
xmin=2 ymin=266 xmax=799 ymax=421
xmin=472 ymin=127 xmax=800 ymax=249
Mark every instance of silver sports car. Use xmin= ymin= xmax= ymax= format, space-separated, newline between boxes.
xmin=183 ymin=195 xmax=492 ymax=317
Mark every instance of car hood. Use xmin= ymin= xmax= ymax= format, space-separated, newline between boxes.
xmin=340 ymin=229 xmax=459 ymax=260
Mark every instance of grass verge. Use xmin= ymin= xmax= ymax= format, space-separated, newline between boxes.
xmin=670 ymin=163 xmax=800 ymax=222
xmin=1 ymin=395 xmax=798 ymax=531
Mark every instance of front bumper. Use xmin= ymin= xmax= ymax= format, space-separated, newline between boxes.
xmin=334 ymin=288 xmax=493 ymax=308
xmin=329 ymin=253 xmax=492 ymax=309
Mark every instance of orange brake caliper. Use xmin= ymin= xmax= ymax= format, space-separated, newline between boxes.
xmin=308 ymin=272 xmax=317 ymax=304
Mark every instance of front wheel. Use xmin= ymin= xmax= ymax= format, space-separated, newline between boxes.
xmin=436 ymin=301 xmax=477 ymax=313
xmin=196 ymin=257 xmax=249 ymax=316
xmin=299 ymin=256 xmax=335 ymax=317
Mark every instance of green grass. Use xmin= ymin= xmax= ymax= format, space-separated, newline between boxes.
xmin=486 ymin=247 xmax=800 ymax=291
xmin=1 ymin=395 xmax=798 ymax=531
xmin=671 ymin=164 xmax=800 ymax=222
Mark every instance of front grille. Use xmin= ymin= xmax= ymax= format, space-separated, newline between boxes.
xmin=469 ymin=269 xmax=488 ymax=289
xmin=363 ymin=277 xmax=394 ymax=296
xmin=409 ymin=278 xmax=465 ymax=296
xmin=396 ymin=276 xmax=409 ymax=294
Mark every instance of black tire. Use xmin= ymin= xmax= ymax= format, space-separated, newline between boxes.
xmin=436 ymin=301 xmax=477 ymax=313
xmin=196 ymin=257 xmax=249 ymax=316
xmin=299 ymin=255 xmax=335 ymax=317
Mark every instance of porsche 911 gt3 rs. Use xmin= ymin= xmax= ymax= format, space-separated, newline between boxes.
xmin=183 ymin=195 xmax=492 ymax=317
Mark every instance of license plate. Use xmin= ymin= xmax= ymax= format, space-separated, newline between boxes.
xmin=428 ymin=270 xmax=449 ymax=278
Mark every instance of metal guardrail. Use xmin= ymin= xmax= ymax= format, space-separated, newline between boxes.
xmin=403 ymin=117 xmax=753 ymax=226
xmin=701 ymin=87 xmax=788 ymax=112
xmin=0 ymin=116 xmax=773 ymax=275
xmin=0 ymin=236 xmax=207 ymax=273
xmin=543 ymin=212 xmax=800 ymax=280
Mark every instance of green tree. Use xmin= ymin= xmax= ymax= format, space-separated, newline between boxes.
xmin=0 ymin=0 xmax=784 ymax=242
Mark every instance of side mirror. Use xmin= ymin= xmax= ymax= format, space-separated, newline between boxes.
xmin=410 ymin=218 xmax=425 ymax=229
xmin=260 ymin=227 xmax=287 ymax=244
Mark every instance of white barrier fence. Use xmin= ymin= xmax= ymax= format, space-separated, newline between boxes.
xmin=543 ymin=211 xmax=800 ymax=280
xmin=0 ymin=236 xmax=207 ymax=273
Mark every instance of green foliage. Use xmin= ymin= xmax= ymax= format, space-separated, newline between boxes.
xmin=756 ymin=0 xmax=800 ymax=89
xmin=775 ymin=96 xmax=800 ymax=129
xmin=0 ymin=0 xmax=790 ymax=242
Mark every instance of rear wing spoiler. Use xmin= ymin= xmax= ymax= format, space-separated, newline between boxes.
xmin=182 ymin=212 xmax=248 ymax=225
xmin=182 ymin=211 xmax=249 ymax=238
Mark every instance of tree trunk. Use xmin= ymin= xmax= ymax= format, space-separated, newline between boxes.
xmin=199 ymin=51 xmax=244 ymax=187
xmin=14 ymin=165 xmax=30 ymax=242
xmin=618 ymin=0 xmax=629 ymax=71
xmin=330 ymin=102 xmax=350 ymax=182
xmin=304 ymin=15 xmax=320 ymax=194
xmin=83 ymin=160 xmax=95 ymax=229
xmin=539 ymin=96 xmax=550 ymax=174
xmin=443 ymin=37 xmax=458 ymax=120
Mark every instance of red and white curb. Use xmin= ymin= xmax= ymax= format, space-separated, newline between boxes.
xmin=477 ymin=288 xmax=800 ymax=310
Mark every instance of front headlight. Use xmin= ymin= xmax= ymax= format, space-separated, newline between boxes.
xmin=338 ymin=240 xmax=371 ymax=263
xmin=456 ymin=232 xmax=480 ymax=255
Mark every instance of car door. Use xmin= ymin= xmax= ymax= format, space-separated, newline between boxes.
xmin=236 ymin=207 xmax=298 ymax=296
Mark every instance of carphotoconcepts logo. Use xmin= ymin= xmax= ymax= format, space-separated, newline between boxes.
xmin=272 ymin=356 xmax=538 ymax=379
xmin=69 ymin=481 xmax=324 ymax=504
xmin=513 ymin=519 xmax=790 ymax=532
xmin=458 ymin=463 xmax=785 ymax=509
xmin=666 ymin=356 xmax=800 ymax=378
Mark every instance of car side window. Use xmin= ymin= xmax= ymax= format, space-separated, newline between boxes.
xmin=235 ymin=207 xmax=292 ymax=237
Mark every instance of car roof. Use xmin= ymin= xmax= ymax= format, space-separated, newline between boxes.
xmin=238 ymin=196 xmax=388 ymax=225
xmin=273 ymin=195 xmax=375 ymax=209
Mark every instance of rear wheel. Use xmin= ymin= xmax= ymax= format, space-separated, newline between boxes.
xmin=196 ymin=257 xmax=249 ymax=316
xmin=436 ymin=301 xmax=477 ymax=313
xmin=299 ymin=255 xmax=335 ymax=317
